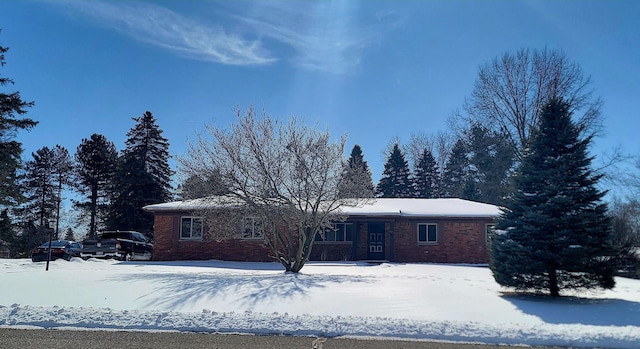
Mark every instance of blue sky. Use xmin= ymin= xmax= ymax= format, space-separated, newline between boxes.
xmin=1 ymin=0 xmax=639 ymax=188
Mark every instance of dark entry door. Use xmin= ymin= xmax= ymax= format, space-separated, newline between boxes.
xmin=367 ymin=222 xmax=385 ymax=260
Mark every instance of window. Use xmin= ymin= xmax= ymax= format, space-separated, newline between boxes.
xmin=485 ymin=224 xmax=495 ymax=244
xmin=418 ymin=223 xmax=437 ymax=243
xmin=315 ymin=223 xmax=355 ymax=242
xmin=242 ymin=217 xmax=264 ymax=240
xmin=180 ymin=216 xmax=203 ymax=240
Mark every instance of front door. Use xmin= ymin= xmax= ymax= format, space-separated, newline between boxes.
xmin=367 ymin=222 xmax=385 ymax=260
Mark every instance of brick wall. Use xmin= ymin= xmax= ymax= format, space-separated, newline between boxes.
xmin=392 ymin=218 xmax=491 ymax=263
xmin=152 ymin=213 xmax=492 ymax=264
xmin=152 ymin=212 xmax=272 ymax=261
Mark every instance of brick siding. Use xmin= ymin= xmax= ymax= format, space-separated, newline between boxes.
xmin=152 ymin=212 xmax=272 ymax=261
xmin=152 ymin=213 xmax=492 ymax=264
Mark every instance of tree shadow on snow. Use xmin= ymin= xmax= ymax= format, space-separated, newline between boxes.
xmin=110 ymin=270 xmax=371 ymax=311
xmin=121 ymin=260 xmax=287 ymax=270
xmin=501 ymin=293 xmax=640 ymax=326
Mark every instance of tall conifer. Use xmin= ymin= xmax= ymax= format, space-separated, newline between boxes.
xmin=376 ymin=143 xmax=413 ymax=198
xmin=108 ymin=111 xmax=172 ymax=236
xmin=490 ymin=98 xmax=614 ymax=296
xmin=413 ymin=148 xmax=440 ymax=198
xmin=21 ymin=147 xmax=57 ymax=228
xmin=339 ymin=144 xmax=374 ymax=198
xmin=441 ymin=139 xmax=474 ymax=199
xmin=0 ymin=31 xmax=36 ymax=207
xmin=74 ymin=134 xmax=118 ymax=238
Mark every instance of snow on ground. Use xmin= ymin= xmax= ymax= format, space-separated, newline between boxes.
xmin=1 ymin=258 xmax=639 ymax=348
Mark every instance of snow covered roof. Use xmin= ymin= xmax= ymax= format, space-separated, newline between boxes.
xmin=143 ymin=196 xmax=244 ymax=212
xmin=341 ymin=198 xmax=500 ymax=218
xmin=144 ymin=197 xmax=501 ymax=218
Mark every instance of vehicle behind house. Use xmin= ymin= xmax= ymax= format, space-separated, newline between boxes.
xmin=81 ymin=231 xmax=153 ymax=261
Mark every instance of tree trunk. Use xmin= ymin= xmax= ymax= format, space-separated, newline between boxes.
xmin=90 ymin=186 xmax=98 ymax=239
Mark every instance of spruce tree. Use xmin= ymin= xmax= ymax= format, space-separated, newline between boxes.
xmin=63 ymin=227 xmax=75 ymax=241
xmin=464 ymin=124 xmax=514 ymax=205
xmin=441 ymin=139 xmax=475 ymax=199
xmin=376 ymin=143 xmax=413 ymax=198
xmin=413 ymin=148 xmax=440 ymax=198
xmin=108 ymin=111 xmax=173 ymax=236
xmin=74 ymin=134 xmax=118 ymax=238
xmin=0 ymin=31 xmax=37 ymax=207
xmin=339 ymin=144 xmax=374 ymax=198
xmin=490 ymin=98 xmax=614 ymax=297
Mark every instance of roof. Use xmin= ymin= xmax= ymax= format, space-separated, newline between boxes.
xmin=143 ymin=197 xmax=501 ymax=218
xmin=341 ymin=198 xmax=500 ymax=218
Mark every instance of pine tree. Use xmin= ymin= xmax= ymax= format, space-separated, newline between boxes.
xmin=108 ymin=111 xmax=173 ymax=236
xmin=339 ymin=144 xmax=374 ymax=198
xmin=0 ymin=31 xmax=37 ymax=207
xmin=490 ymin=98 xmax=615 ymax=297
xmin=74 ymin=134 xmax=118 ymax=238
xmin=413 ymin=148 xmax=440 ymax=198
xmin=376 ymin=143 xmax=413 ymax=198
xmin=51 ymin=145 xmax=73 ymax=239
xmin=464 ymin=124 xmax=514 ymax=205
xmin=0 ymin=208 xmax=14 ymax=255
xmin=63 ymin=227 xmax=75 ymax=241
xmin=178 ymin=173 xmax=228 ymax=200
xmin=441 ymin=139 xmax=475 ymax=199
xmin=15 ymin=219 xmax=44 ymax=257
xmin=21 ymin=146 xmax=57 ymax=228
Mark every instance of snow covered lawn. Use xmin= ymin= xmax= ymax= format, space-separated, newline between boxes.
xmin=1 ymin=258 xmax=639 ymax=348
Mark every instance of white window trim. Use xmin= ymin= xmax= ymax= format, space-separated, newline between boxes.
xmin=417 ymin=223 xmax=438 ymax=244
xmin=180 ymin=216 xmax=203 ymax=241
xmin=315 ymin=223 xmax=354 ymax=244
xmin=242 ymin=217 xmax=264 ymax=240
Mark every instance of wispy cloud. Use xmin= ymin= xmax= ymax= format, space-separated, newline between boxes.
xmin=61 ymin=1 xmax=275 ymax=66
xmin=58 ymin=0 xmax=396 ymax=74
xmin=228 ymin=1 xmax=377 ymax=74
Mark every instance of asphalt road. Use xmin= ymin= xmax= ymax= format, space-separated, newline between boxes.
xmin=0 ymin=328 xmax=569 ymax=349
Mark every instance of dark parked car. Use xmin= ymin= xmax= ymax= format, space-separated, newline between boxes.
xmin=31 ymin=240 xmax=82 ymax=262
xmin=81 ymin=231 xmax=153 ymax=261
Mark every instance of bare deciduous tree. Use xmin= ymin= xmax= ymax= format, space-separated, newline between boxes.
xmin=178 ymin=106 xmax=361 ymax=273
xmin=461 ymin=47 xmax=602 ymax=160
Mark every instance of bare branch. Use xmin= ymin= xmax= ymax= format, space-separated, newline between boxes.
xmin=177 ymin=105 xmax=364 ymax=272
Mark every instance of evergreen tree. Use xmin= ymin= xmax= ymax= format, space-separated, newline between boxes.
xmin=490 ymin=98 xmax=615 ymax=297
xmin=63 ymin=227 xmax=75 ymax=241
xmin=74 ymin=134 xmax=118 ymax=238
xmin=21 ymin=146 xmax=57 ymax=228
xmin=178 ymin=172 xmax=228 ymax=200
xmin=0 ymin=208 xmax=14 ymax=255
xmin=339 ymin=144 xmax=374 ymax=198
xmin=108 ymin=111 xmax=173 ymax=235
xmin=15 ymin=219 xmax=45 ymax=257
xmin=51 ymin=145 xmax=73 ymax=239
xmin=441 ymin=139 xmax=475 ymax=199
xmin=0 ymin=31 xmax=36 ymax=207
xmin=376 ymin=143 xmax=413 ymax=198
xmin=413 ymin=148 xmax=440 ymax=198
xmin=464 ymin=124 xmax=514 ymax=205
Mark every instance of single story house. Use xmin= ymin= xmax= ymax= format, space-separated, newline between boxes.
xmin=143 ymin=198 xmax=501 ymax=264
